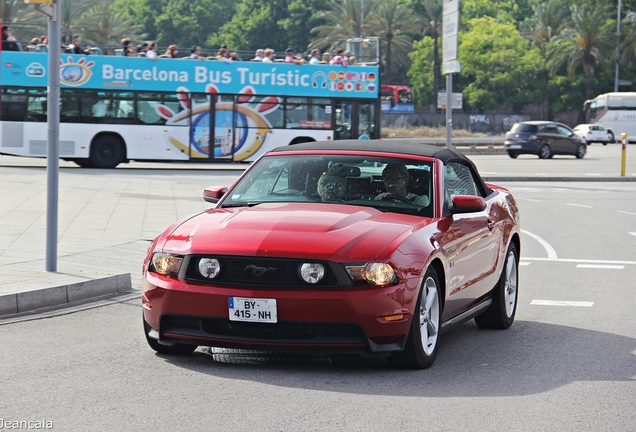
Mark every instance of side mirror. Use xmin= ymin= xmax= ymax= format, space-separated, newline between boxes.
xmin=203 ymin=186 xmax=228 ymax=203
xmin=449 ymin=195 xmax=486 ymax=214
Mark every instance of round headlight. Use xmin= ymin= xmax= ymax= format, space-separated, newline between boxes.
xmin=198 ymin=258 xmax=221 ymax=279
xmin=365 ymin=263 xmax=396 ymax=285
xmin=299 ymin=263 xmax=325 ymax=284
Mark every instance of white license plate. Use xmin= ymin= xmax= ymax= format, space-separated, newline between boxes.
xmin=228 ymin=297 xmax=277 ymax=323
xmin=507 ymin=144 xmax=522 ymax=149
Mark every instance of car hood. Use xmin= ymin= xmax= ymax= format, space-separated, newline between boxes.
xmin=161 ymin=203 xmax=428 ymax=261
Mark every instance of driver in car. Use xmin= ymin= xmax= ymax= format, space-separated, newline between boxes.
xmin=317 ymin=172 xmax=345 ymax=201
xmin=375 ymin=163 xmax=430 ymax=206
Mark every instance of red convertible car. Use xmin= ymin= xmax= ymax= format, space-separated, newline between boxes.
xmin=142 ymin=140 xmax=520 ymax=369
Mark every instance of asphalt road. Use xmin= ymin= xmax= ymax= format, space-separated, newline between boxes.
xmin=1 ymin=165 xmax=635 ymax=430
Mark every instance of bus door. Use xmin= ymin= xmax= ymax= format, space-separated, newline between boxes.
xmin=333 ymin=100 xmax=378 ymax=140
xmin=189 ymin=93 xmax=215 ymax=161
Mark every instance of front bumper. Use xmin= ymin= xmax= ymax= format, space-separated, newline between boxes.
xmin=142 ymin=271 xmax=418 ymax=355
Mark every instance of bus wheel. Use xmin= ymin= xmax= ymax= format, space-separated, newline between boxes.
xmin=90 ymin=135 xmax=125 ymax=169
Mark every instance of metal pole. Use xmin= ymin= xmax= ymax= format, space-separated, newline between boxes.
xmin=615 ymin=0 xmax=622 ymax=92
xmin=46 ymin=1 xmax=60 ymax=272
xmin=445 ymin=74 xmax=452 ymax=149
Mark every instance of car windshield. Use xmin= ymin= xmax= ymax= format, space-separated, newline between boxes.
xmin=219 ymin=154 xmax=434 ymax=217
xmin=510 ymin=123 xmax=539 ymax=133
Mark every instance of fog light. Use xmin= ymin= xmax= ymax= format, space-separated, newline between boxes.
xmin=299 ymin=263 xmax=325 ymax=284
xmin=198 ymin=258 xmax=221 ymax=279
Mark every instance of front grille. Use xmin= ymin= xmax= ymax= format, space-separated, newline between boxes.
xmin=185 ymin=255 xmax=341 ymax=288
xmin=161 ymin=315 xmax=367 ymax=345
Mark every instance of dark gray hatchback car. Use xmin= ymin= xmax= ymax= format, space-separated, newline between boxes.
xmin=504 ymin=121 xmax=587 ymax=159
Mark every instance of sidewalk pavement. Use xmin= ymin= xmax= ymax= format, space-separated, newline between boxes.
xmin=1 ymin=149 xmax=635 ymax=319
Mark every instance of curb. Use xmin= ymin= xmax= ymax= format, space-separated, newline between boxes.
xmin=0 ymin=273 xmax=132 ymax=319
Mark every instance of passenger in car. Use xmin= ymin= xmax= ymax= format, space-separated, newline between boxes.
xmin=317 ymin=172 xmax=345 ymax=201
xmin=375 ymin=163 xmax=430 ymax=206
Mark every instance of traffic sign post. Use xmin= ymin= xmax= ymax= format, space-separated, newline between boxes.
xmin=443 ymin=0 xmax=460 ymax=149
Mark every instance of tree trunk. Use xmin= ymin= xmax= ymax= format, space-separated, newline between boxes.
xmin=584 ymin=53 xmax=595 ymax=99
xmin=385 ymin=32 xmax=393 ymax=84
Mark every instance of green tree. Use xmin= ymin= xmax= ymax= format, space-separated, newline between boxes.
xmin=60 ymin=0 xmax=102 ymax=43
xmin=546 ymin=1 xmax=615 ymax=99
xmin=78 ymin=1 xmax=147 ymax=46
xmin=366 ymin=0 xmax=419 ymax=84
xmin=2 ymin=0 xmax=46 ymax=41
xmin=408 ymin=0 xmax=443 ymax=100
xmin=309 ymin=0 xmax=374 ymax=52
xmin=407 ymin=37 xmax=436 ymax=107
xmin=528 ymin=0 xmax=571 ymax=53
xmin=456 ymin=17 xmax=545 ymax=111
xmin=210 ymin=0 xmax=325 ymax=53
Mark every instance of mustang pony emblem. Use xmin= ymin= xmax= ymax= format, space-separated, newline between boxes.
xmin=244 ymin=265 xmax=277 ymax=277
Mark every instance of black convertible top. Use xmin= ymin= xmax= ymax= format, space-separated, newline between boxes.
xmin=271 ymin=139 xmax=473 ymax=165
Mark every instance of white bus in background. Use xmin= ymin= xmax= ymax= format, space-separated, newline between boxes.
xmin=582 ymin=92 xmax=636 ymax=143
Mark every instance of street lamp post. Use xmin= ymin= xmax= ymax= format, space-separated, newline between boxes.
xmin=615 ymin=0 xmax=622 ymax=92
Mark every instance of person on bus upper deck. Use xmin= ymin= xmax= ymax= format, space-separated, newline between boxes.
xmin=308 ymin=49 xmax=321 ymax=65
xmin=121 ymin=38 xmax=131 ymax=52
xmin=189 ymin=46 xmax=203 ymax=59
xmin=146 ymin=42 xmax=158 ymax=60
xmin=253 ymin=49 xmax=264 ymax=61
xmin=262 ymin=48 xmax=275 ymax=63
xmin=230 ymin=51 xmax=241 ymax=61
xmin=329 ymin=49 xmax=348 ymax=66
xmin=70 ymin=35 xmax=90 ymax=55
xmin=165 ymin=44 xmax=179 ymax=58
xmin=321 ymin=52 xmax=332 ymax=64
xmin=2 ymin=26 xmax=19 ymax=52
xmin=285 ymin=48 xmax=305 ymax=64
xmin=216 ymin=47 xmax=232 ymax=63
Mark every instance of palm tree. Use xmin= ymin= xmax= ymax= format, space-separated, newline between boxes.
xmin=76 ymin=1 xmax=146 ymax=47
xmin=309 ymin=0 xmax=375 ymax=53
xmin=60 ymin=0 xmax=101 ymax=43
xmin=546 ymin=2 xmax=616 ymax=99
xmin=366 ymin=0 xmax=419 ymax=83
xmin=412 ymin=0 xmax=443 ymax=100
xmin=530 ymin=0 xmax=570 ymax=54
xmin=1 ymin=0 xmax=46 ymax=42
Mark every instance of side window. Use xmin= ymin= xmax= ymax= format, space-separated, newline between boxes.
xmin=444 ymin=162 xmax=481 ymax=198
xmin=556 ymin=125 xmax=572 ymax=136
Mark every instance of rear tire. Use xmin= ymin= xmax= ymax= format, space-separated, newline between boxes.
xmin=507 ymin=153 xmax=518 ymax=159
xmin=389 ymin=267 xmax=441 ymax=369
xmin=143 ymin=318 xmax=197 ymax=355
xmin=607 ymin=131 xmax=615 ymax=143
xmin=90 ymin=135 xmax=125 ymax=168
xmin=475 ymin=243 xmax=518 ymax=329
xmin=538 ymin=144 xmax=551 ymax=159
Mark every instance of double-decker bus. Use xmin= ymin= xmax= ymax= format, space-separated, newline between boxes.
xmin=380 ymin=85 xmax=413 ymax=113
xmin=582 ymin=92 xmax=636 ymax=143
xmin=0 ymin=51 xmax=380 ymax=167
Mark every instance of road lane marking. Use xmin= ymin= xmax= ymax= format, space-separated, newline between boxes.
xmin=521 ymin=229 xmax=558 ymax=259
xmin=531 ymin=300 xmax=594 ymax=307
xmin=566 ymin=203 xmax=593 ymax=208
xmin=629 ymin=232 xmax=636 ymax=237
xmin=585 ymin=173 xmax=602 ymax=176
xmin=517 ymin=198 xmax=543 ymax=202
xmin=576 ymin=264 xmax=625 ymax=269
xmin=618 ymin=211 xmax=636 ymax=216
xmin=519 ymin=262 xmax=531 ymax=266
xmin=522 ymin=257 xmax=636 ymax=265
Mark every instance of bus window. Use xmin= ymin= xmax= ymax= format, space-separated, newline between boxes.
xmin=60 ymin=90 xmax=80 ymax=122
xmin=250 ymin=95 xmax=284 ymax=128
xmin=27 ymin=95 xmax=47 ymax=122
xmin=358 ymin=103 xmax=375 ymax=138
xmin=137 ymin=93 xmax=184 ymax=125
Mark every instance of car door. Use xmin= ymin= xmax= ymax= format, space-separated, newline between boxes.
xmin=556 ymin=124 xmax=579 ymax=154
xmin=439 ymin=161 xmax=502 ymax=319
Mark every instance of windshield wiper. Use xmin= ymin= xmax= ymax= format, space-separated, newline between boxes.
xmin=219 ymin=202 xmax=261 ymax=208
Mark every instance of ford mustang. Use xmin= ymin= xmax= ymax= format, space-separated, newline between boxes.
xmin=142 ymin=140 xmax=521 ymax=369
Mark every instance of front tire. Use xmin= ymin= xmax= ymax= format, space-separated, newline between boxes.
xmin=538 ymin=144 xmax=551 ymax=159
xmin=607 ymin=130 xmax=615 ymax=143
xmin=389 ymin=267 xmax=441 ymax=369
xmin=475 ymin=243 xmax=518 ymax=329
xmin=507 ymin=152 xmax=518 ymax=159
